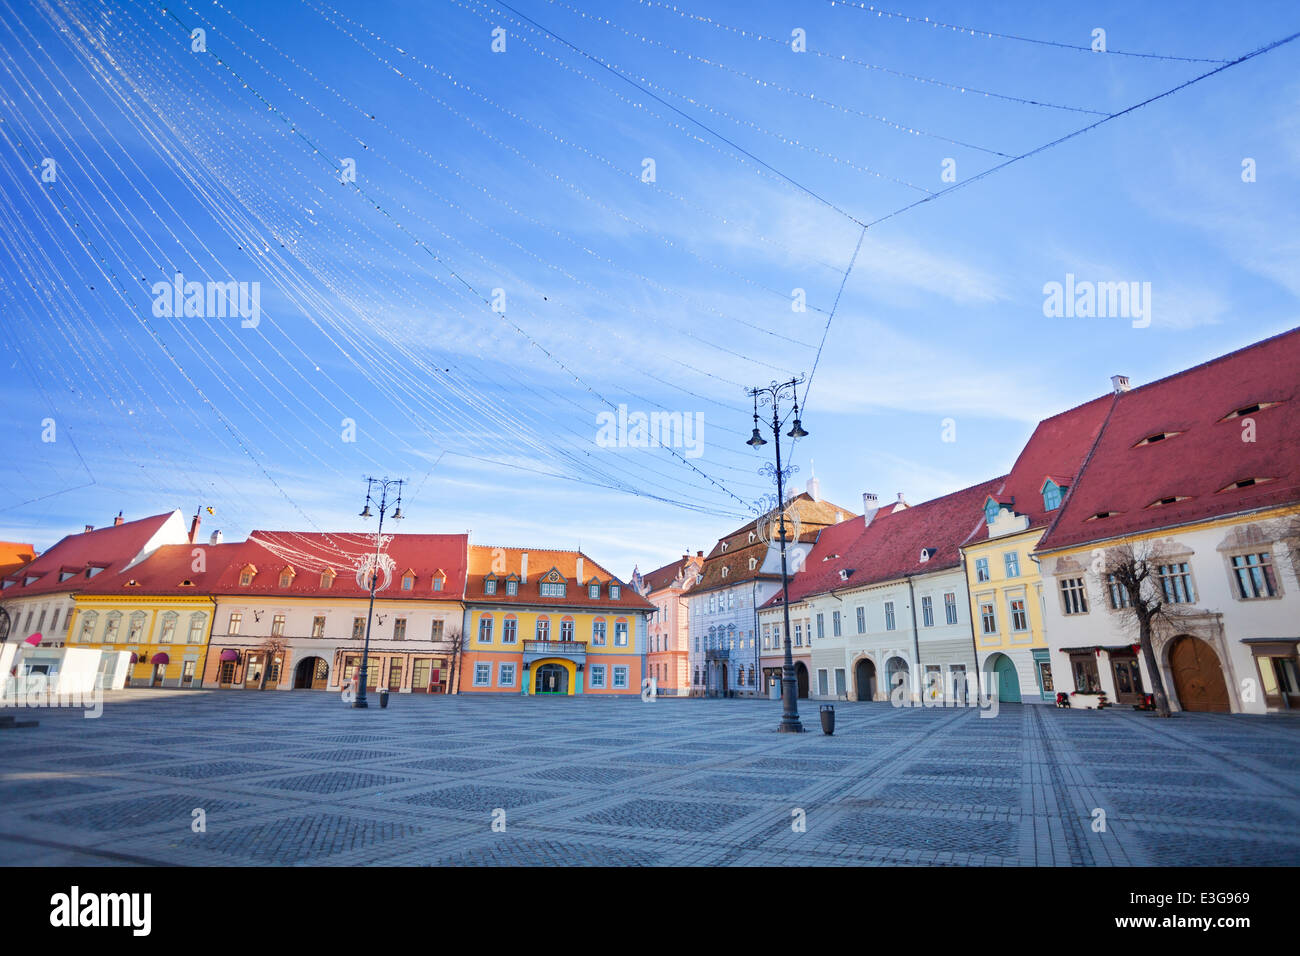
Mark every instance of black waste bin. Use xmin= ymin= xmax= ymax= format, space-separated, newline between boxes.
xmin=378 ymin=688 xmax=390 ymax=709
xmin=819 ymin=704 xmax=835 ymax=735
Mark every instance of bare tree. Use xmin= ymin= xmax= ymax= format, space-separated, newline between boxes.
xmin=257 ymin=637 xmax=288 ymax=691
xmin=1099 ymin=541 xmax=1202 ymax=718
xmin=443 ymin=627 xmax=464 ymax=695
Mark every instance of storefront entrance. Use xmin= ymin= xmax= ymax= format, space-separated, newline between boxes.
xmin=535 ymin=663 xmax=568 ymax=695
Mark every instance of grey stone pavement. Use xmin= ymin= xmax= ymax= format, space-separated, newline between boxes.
xmin=1 ymin=690 xmax=1297 ymax=866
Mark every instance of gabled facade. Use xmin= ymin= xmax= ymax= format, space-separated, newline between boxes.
xmin=1035 ymin=328 xmax=1300 ymax=713
xmin=759 ymin=479 xmax=1003 ymax=704
xmin=0 ymin=511 xmax=190 ymax=690
xmin=206 ymin=531 xmax=469 ymax=693
xmin=959 ymin=394 xmax=1115 ymax=702
xmin=689 ymin=482 xmax=856 ymax=698
xmin=460 ymin=546 xmax=652 ymax=695
xmin=633 ymin=550 xmax=704 ymax=696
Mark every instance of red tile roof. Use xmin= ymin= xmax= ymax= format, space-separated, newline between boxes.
xmin=636 ymin=554 xmax=703 ymax=595
xmin=80 ymin=542 xmax=245 ymax=596
xmin=465 ymin=545 xmax=652 ymax=611
xmin=968 ymin=394 xmax=1116 ymax=541
xmin=0 ymin=511 xmax=179 ymax=598
xmin=208 ymin=532 xmax=471 ymax=599
xmin=1037 ymin=327 xmax=1300 ymax=552
xmin=763 ymin=477 xmax=1006 ymax=608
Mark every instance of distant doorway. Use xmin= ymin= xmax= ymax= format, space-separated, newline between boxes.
xmin=294 ymin=657 xmax=329 ymax=690
xmin=535 ymin=663 xmax=568 ymax=695
xmin=795 ymin=662 xmax=809 ymax=699
xmin=989 ymin=653 xmax=1021 ymax=703
xmin=855 ymin=659 xmax=876 ymax=702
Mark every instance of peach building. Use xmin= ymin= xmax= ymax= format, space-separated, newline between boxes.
xmin=633 ymin=552 xmax=703 ymax=696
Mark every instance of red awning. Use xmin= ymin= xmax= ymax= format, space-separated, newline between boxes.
xmin=150 ymin=652 xmax=169 ymax=665
xmin=219 ymin=649 xmax=239 ymax=662
xmin=23 ymin=633 xmax=42 ymax=646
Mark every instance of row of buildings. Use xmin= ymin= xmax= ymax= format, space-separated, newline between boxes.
xmin=639 ymin=328 xmax=1299 ymax=714
xmin=3 ymin=329 xmax=1297 ymax=713
xmin=0 ymin=516 xmax=652 ymax=697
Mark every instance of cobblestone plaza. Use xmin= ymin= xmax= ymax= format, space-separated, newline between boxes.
xmin=1 ymin=692 xmax=1297 ymax=866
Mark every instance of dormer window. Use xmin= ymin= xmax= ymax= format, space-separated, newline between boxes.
xmin=919 ymin=548 xmax=935 ymax=563
xmin=1134 ymin=431 xmax=1183 ymax=447
xmin=748 ymin=557 xmax=758 ymax=571
xmin=539 ymin=569 xmax=567 ymax=598
xmin=506 ymin=578 xmax=518 ymax=596
xmin=180 ymin=579 xmax=194 ymax=587
xmin=320 ymin=569 xmax=335 ymax=588
xmin=86 ymin=566 xmax=105 ymax=578
xmin=609 ymin=583 xmax=621 ymax=600
xmin=1220 ymin=401 xmax=1280 ymax=421
xmin=721 ymin=566 xmax=729 ymax=578
xmin=401 ymin=571 xmax=415 ymax=591
xmin=126 ymin=579 xmax=139 ymax=587
xmin=278 ymin=567 xmax=296 ymax=589
xmin=1087 ymin=511 xmax=1120 ymax=521
xmin=1147 ymin=495 xmax=1191 ymax=509
xmin=721 ymin=541 xmax=729 ymax=552
xmin=1217 ymin=477 xmax=1274 ymax=492
xmin=432 ymin=570 xmax=446 ymax=592
xmin=484 ymin=575 xmax=498 ymax=595
xmin=589 ymin=582 xmax=600 ymax=599
xmin=2 ymin=579 xmax=13 ymax=589
xmin=747 ymin=531 xmax=756 ymax=543
xmin=59 ymin=569 xmax=77 ymax=582
xmin=983 ymin=499 xmax=1002 ymax=525
xmin=838 ymin=569 xmax=851 ymax=582
xmin=1041 ymin=479 xmax=1064 ymax=512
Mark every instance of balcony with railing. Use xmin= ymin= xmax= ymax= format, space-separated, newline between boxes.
xmin=522 ymin=640 xmax=586 ymax=664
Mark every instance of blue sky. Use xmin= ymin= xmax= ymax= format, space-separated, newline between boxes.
xmin=1 ymin=0 xmax=1297 ymax=578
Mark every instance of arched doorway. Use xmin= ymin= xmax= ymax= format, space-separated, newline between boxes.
xmin=1169 ymin=635 xmax=1230 ymax=712
xmin=795 ymin=662 xmax=809 ymax=698
xmin=855 ymin=658 xmax=876 ymax=702
xmin=987 ymin=653 xmax=1021 ymax=703
xmin=294 ymin=656 xmax=329 ymax=690
xmin=886 ymin=656 xmax=910 ymax=700
xmin=535 ymin=663 xmax=568 ymax=695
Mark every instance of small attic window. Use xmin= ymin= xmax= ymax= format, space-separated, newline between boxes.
xmin=1134 ymin=431 xmax=1182 ymax=447
xmin=1087 ymin=511 xmax=1120 ymax=521
xmin=86 ymin=566 xmax=104 ymax=578
xmin=609 ymin=583 xmax=621 ymax=600
xmin=401 ymin=573 xmax=415 ymax=591
xmin=320 ymin=569 xmax=335 ymax=588
xmin=919 ymin=548 xmax=936 ymax=563
xmin=747 ymin=531 xmax=755 ymax=543
xmin=484 ymin=575 xmax=497 ymax=595
xmin=983 ymin=499 xmax=1002 ymax=525
xmin=821 ymin=553 xmax=840 ymax=562
xmin=180 ymin=579 xmax=194 ymax=587
xmin=696 ymin=574 xmax=703 ymax=584
xmin=278 ymin=568 xmax=295 ymax=588
xmin=1220 ymin=401 xmax=1279 ymax=421
xmin=1042 ymin=482 xmax=1063 ymax=512
xmin=1217 ymin=477 xmax=1274 ymax=492
xmin=126 ymin=579 xmax=139 ymax=587
xmin=1146 ymin=495 xmax=1191 ymax=509
xmin=721 ymin=567 xmax=730 ymax=578
xmin=721 ymin=541 xmax=729 ymax=552
xmin=838 ymin=568 xmax=851 ymax=582
xmin=59 ymin=570 xmax=77 ymax=582
xmin=748 ymin=557 xmax=758 ymax=571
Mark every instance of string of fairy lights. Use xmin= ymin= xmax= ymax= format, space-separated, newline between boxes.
xmin=1 ymin=0 xmax=1281 ymax=550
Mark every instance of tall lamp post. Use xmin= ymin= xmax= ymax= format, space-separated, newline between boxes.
xmin=746 ymin=376 xmax=808 ymax=733
xmin=354 ymin=477 xmax=404 ymax=709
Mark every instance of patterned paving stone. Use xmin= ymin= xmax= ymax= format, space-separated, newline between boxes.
xmin=258 ymin=771 xmax=410 ymax=794
xmin=579 ymin=797 xmax=756 ymax=832
xmin=0 ymin=778 xmax=118 ymax=804
xmin=1133 ymin=833 xmax=1297 ymax=866
xmin=397 ymin=784 xmax=560 ymax=811
xmin=874 ymin=782 xmax=1020 ymax=808
xmin=283 ymin=749 xmax=404 ymax=762
xmin=434 ymin=839 xmax=663 ymax=866
xmin=525 ymin=765 xmax=652 ymax=785
xmin=145 ymin=759 xmax=285 ymax=780
xmin=626 ymin=750 xmax=713 ymax=765
xmin=191 ymin=813 xmax=420 ymax=865
xmin=674 ymin=773 xmax=821 ymax=797
xmin=823 ymin=812 xmax=1018 ymax=855
xmin=393 ymin=756 xmax=506 ymax=773
xmin=28 ymin=794 xmax=252 ymax=831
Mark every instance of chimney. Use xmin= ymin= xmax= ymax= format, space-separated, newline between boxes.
xmin=83 ymin=524 xmax=94 ymax=534
xmin=209 ymin=530 xmax=223 ymax=545
xmin=520 ymin=551 xmax=528 ymax=584
xmin=1111 ymin=374 xmax=1131 ymax=393
xmin=575 ymin=556 xmax=584 ymax=582
xmin=862 ymin=493 xmax=879 ymax=529
xmin=892 ymin=492 xmax=909 ymax=513
xmin=696 ymin=550 xmax=703 ymax=557
xmin=188 ymin=510 xmax=202 ymax=544
xmin=113 ymin=511 xmax=124 ymax=527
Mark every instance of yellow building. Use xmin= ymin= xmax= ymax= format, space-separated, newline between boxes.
xmin=67 ymin=544 xmax=229 ymax=688
xmin=960 ymin=394 xmax=1116 ymax=703
xmin=459 ymin=546 xmax=652 ymax=695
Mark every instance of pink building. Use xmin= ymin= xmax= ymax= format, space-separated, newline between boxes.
xmin=634 ymin=552 xmax=703 ymax=696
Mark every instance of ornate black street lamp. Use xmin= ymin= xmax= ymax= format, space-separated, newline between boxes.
xmin=354 ymin=477 xmax=404 ymax=709
xmin=746 ymin=376 xmax=808 ymax=733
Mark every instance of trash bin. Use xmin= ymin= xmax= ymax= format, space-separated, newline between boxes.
xmin=378 ymin=688 xmax=390 ymax=709
xmin=819 ymin=704 xmax=835 ymax=735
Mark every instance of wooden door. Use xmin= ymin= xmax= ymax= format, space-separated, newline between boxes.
xmin=1170 ymin=636 xmax=1230 ymax=712
xmin=1109 ymin=654 xmax=1144 ymax=705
